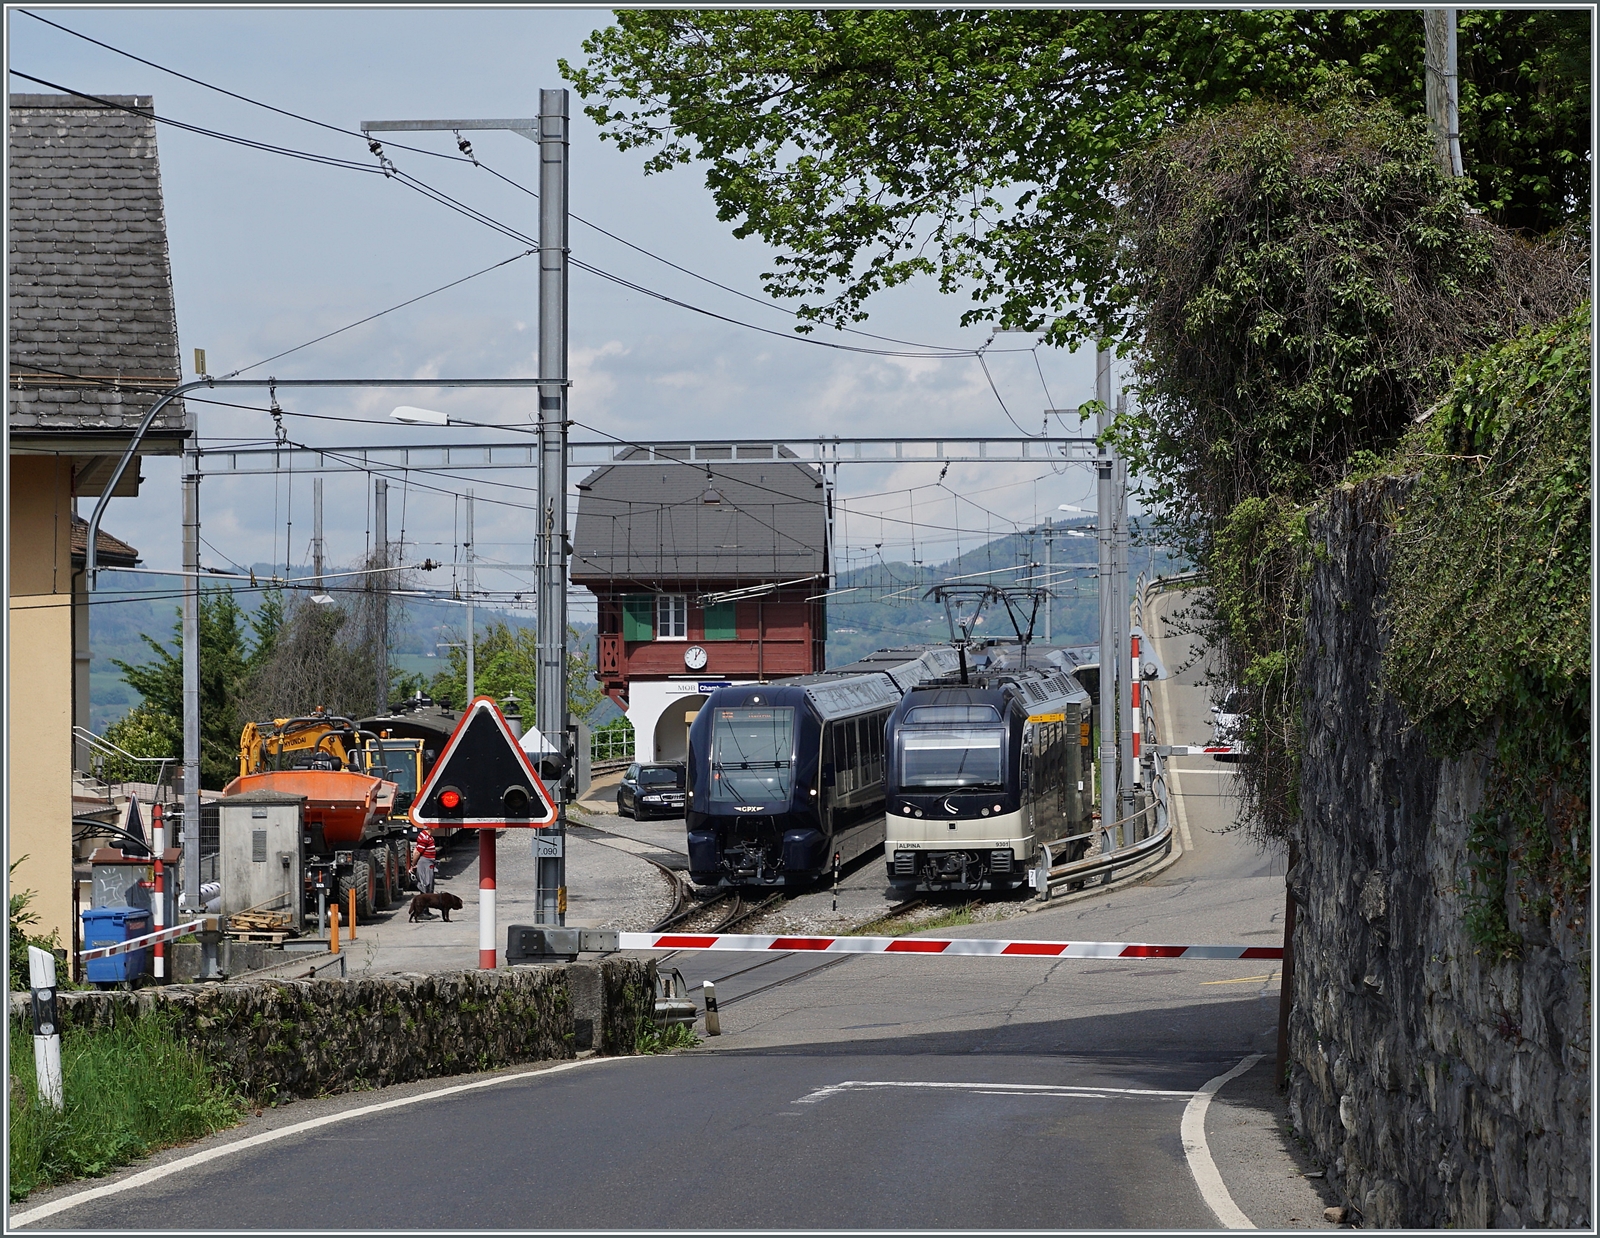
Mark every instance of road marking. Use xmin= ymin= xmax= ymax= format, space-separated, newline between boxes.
xmin=1182 ymin=1053 xmax=1262 ymax=1229
xmin=9 ymin=1055 xmax=635 ymax=1227
xmin=792 ymin=1079 xmax=1197 ymax=1105
xmin=1201 ymin=973 xmax=1280 ymax=986
xmin=1149 ymin=670 xmax=1196 ymax=855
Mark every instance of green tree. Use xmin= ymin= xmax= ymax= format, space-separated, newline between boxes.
xmin=1107 ymin=93 xmax=1584 ymax=554
xmin=427 ymin=622 xmax=604 ymax=723
xmin=563 ymin=10 xmax=1587 ymax=343
xmin=97 ymin=704 xmax=181 ymax=785
xmin=111 ymin=587 xmax=278 ymax=790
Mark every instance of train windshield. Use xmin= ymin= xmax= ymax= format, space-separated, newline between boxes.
xmin=897 ymin=726 xmax=1006 ymax=789
xmin=711 ymin=708 xmax=796 ymax=804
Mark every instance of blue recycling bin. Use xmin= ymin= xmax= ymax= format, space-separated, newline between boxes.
xmin=81 ymin=906 xmax=152 ymax=985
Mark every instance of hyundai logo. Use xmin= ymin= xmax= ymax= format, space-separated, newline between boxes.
xmin=943 ymin=799 xmax=959 ymax=815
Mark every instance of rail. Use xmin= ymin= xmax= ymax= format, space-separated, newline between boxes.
xmin=72 ymin=726 xmax=177 ymax=793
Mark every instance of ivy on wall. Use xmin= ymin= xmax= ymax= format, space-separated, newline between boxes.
xmin=1385 ymin=303 xmax=1591 ymax=952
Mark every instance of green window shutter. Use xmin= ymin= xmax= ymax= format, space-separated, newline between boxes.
xmin=703 ymin=601 xmax=737 ymax=641
xmin=622 ymin=595 xmax=655 ymax=642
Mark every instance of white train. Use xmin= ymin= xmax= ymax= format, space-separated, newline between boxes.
xmin=883 ymin=655 xmax=1094 ymax=893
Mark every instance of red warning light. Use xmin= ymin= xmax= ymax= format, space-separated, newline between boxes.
xmin=440 ymin=788 xmax=462 ymax=810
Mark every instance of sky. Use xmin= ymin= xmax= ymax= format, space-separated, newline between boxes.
xmin=11 ymin=6 xmax=1120 ymax=623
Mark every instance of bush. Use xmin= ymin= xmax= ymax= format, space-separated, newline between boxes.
xmin=97 ymin=704 xmax=180 ymax=785
xmin=9 ymin=1015 xmax=243 ymax=1201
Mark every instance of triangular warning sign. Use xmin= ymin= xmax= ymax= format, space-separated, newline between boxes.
xmin=120 ymin=794 xmax=150 ymax=856
xmin=409 ymin=696 xmax=557 ymax=828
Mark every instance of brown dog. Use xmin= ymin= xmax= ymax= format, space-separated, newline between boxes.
xmin=409 ymin=892 xmax=464 ymax=922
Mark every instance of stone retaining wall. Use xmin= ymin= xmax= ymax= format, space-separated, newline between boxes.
xmin=11 ymin=959 xmax=657 ymax=1103
xmin=1289 ymin=480 xmax=1590 ymax=1227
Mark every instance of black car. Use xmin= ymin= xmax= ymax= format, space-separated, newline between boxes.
xmin=617 ymin=762 xmax=687 ymax=819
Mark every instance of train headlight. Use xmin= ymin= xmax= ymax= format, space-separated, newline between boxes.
xmin=981 ymin=808 xmax=990 ymax=816
xmin=903 ymin=805 xmax=912 ymax=814
xmin=809 ymin=788 xmax=817 ymax=797
xmin=993 ymin=803 xmax=1002 ymax=813
xmin=914 ymin=809 xmax=924 ymax=818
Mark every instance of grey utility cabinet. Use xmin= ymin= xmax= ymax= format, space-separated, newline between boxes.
xmin=218 ymin=791 xmax=304 ymax=926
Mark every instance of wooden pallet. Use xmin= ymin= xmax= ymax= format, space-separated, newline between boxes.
xmin=229 ymin=931 xmax=291 ymax=944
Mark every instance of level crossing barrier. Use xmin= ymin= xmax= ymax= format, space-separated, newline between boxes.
xmin=615 ymin=931 xmax=1281 ymax=959
xmin=78 ymin=916 xmax=220 ymax=961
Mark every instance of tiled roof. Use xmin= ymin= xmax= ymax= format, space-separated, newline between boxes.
xmin=572 ymin=450 xmax=827 ymax=585
xmin=8 ymin=93 xmax=188 ymax=440
xmin=69 ymin=515 xmax=140 ymax=567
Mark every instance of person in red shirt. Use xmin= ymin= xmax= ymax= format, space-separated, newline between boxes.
xmin=413 ymin=828 xmax=438 ymax=898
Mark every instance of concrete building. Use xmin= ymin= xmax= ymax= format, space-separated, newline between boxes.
xmin=8 ymin=93 xmax=189 ymax=945
xmin=571 ymin=450 xmax=828 ymax=762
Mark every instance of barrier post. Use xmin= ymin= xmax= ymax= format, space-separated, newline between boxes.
xmin=1035 ymin=844 xmax=1051 ymax=902
xmin=28 ymin=945 xmax=63 ymax=1110
xmin=479 ymin=830 xmax=498 ymax=970
xmin=702 ymin=979 xmax=722 ymax=1036
xmin=330 ymin=904 xmax=340 ymax=954
xmin=348 ymin=886 xmax=357 ymax=940
xmin=152 ymin=803 xmax=166 ymax=981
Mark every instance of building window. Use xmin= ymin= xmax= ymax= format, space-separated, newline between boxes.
xmin=702 ymin=601 xmax=737 ymax=641
xmin=656 ymin=594 xmax=688 ymax=640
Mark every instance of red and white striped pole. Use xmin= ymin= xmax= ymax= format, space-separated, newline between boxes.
xmin=478 ymin=830 xmax=497 ymax=970
xmin=1130 ymin=634 xmax=1143 ymax=768
xmin=151 ymin=802 xmax=166 ymax=982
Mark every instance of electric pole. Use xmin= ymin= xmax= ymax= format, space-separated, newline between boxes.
xmin=464 ymin=489 xmax=475 ymax=701
xmin=312 ymin=478 xmax=325 ymax=593
xmin=374 ymin=476 xmax=389 ymax=713
xmin=1095 ymin=344 xmax=1117 ymax=852
xmin=535 ymin=87 xmax=571 ymax=927
xmin=181 ymin=435 xmax=200 ymax=909
xmin=1424 ymin=10 xmax=1464 ymax=177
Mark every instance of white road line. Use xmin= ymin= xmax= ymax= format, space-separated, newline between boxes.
xmin=9 ymin=1055 xmax=635 ymax=1228
xmin=793 ymin=1079 xmax=1198 ymax=1105
xmin=1149 ymin=669 xmax=1196 ymax=855
xmin=1181 ymin=1053 xmax=1263 ymax=1229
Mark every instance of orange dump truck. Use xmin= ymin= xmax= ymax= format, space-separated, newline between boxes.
xmin=223 ymin=700 xmax=466 ymax=923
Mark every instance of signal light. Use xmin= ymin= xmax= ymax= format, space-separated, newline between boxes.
xmin=502 ymin=784 xmax=532 ymax=818
xmin=439 ymin=787 xmax=463 ymax=812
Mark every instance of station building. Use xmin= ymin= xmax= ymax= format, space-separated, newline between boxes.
xmin=571 ymin=448 xmax=828 ymax=762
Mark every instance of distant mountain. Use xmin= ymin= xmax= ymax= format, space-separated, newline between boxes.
xmin=87 ymin=565 xmax=609 ymax=731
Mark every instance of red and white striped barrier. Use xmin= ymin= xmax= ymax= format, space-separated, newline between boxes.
xmin=80 ymin=917 xmax=218 ymax=962
xmin=616 ymin=932 xmax=1281 ymax=959
xmin=1160 ymin=745 xmax=1241 ymax=756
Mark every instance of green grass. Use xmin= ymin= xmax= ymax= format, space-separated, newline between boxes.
xmin=9 ymin=1016 xmax=244 ymax=1202
xmin=633 ymin=1020 xmax=700 ymax=1054
xmin=850 ymin=902 xmax=982 ymax=937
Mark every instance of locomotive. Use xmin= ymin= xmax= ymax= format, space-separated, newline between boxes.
xmin=883 ymin=653 xmax=1094 ymax=893
xmin=684 ymin=646 xmax=960 ymax=888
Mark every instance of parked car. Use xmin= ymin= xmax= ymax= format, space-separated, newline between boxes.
xmin=1210 ymin=690 xmax=1246 ymax=759
xmin=617 ymin=762 xmax=687 ymax=819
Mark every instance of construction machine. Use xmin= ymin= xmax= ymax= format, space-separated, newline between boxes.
xmin=224 ymin=701 xmax=465 ymax=925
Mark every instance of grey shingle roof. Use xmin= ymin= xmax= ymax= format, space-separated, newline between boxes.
xmin=8 ymin=93 xmax=188 ymax=445
xmin=571 ymin=450 xmax=827 ymax=585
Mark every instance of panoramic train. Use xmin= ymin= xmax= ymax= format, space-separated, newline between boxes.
xmin=684 ymin=646 xmax=961 ymax=888
xmin=883 ymin=652 xmax=1094 ymax=893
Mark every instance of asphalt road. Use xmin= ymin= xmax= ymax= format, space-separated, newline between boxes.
xmin=23 ymin=591 xmax=1335 ymax=1229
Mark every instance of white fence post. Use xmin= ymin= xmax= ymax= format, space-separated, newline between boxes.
xmin=28 ymin=945 xmax=63 ymax=1110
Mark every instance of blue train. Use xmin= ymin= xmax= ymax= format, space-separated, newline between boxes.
xmin=685 ymin=646 xmax=960 ymax=888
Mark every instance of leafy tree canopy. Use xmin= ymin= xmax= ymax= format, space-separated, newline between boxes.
xmin=425 ymin=622 xmax=605 ymax=724
xmin=564 ymin=9 xmax=1588 ymax=343
xmin=112 ymin=587 xmax=280 ymax=790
